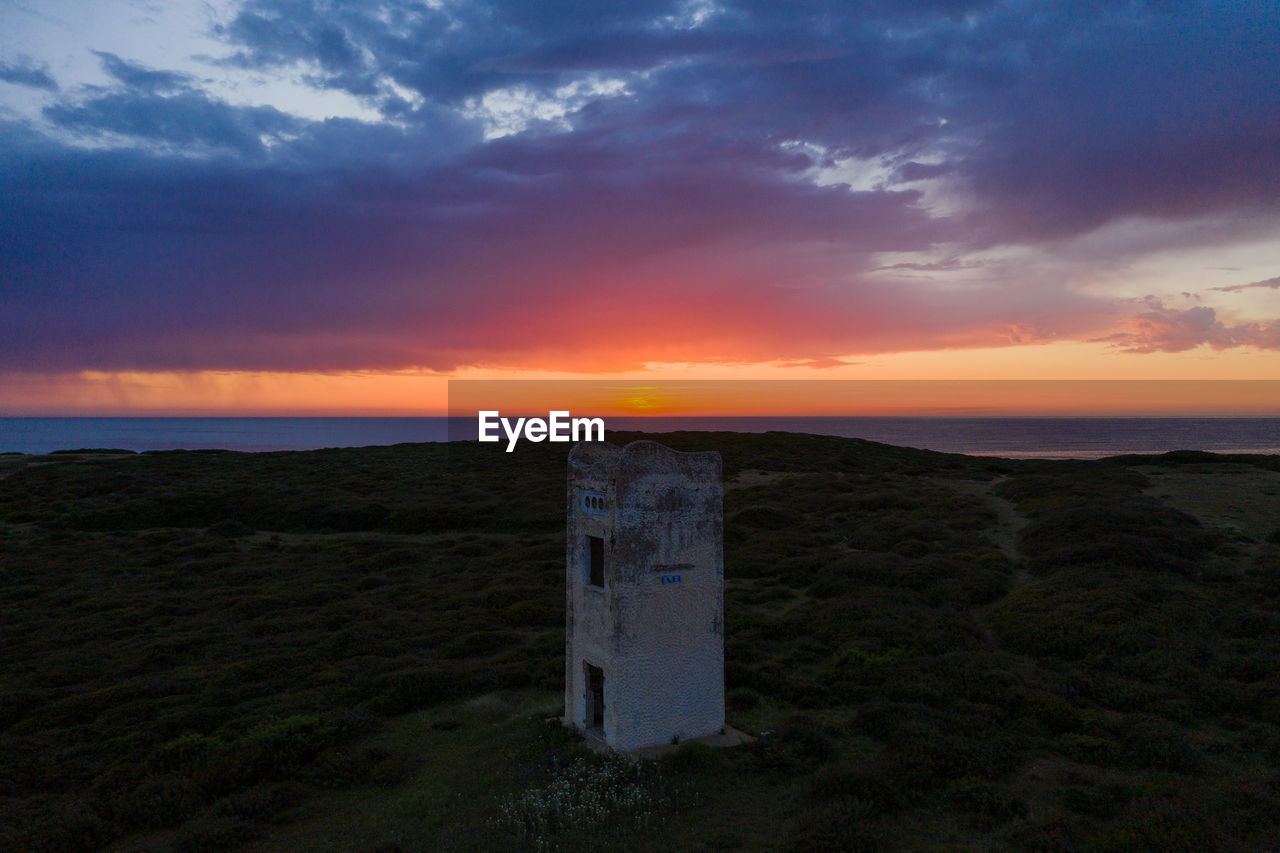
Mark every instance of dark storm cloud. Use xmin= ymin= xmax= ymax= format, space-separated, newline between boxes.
xmin=44 ymin=91 xmax=302 ymax=154
xmin=2 ymin=0 xmax=1279 ymax=373
xmin=92 ymin=51 xmax=194 ymax=93
xmin=950 ymin=1 xmax=1280 ymax=240
xmin=0 ymin=57 xmax=59 ymax=91
xmin=40 ymin=52 xmax=298 ymax=155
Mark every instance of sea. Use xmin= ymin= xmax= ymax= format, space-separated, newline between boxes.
xmin=2 ymin=416 xmax=1279 ymax=459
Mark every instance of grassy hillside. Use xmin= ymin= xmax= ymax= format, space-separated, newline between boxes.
xmin=1 ymin=433 xmax=1278 ymax=851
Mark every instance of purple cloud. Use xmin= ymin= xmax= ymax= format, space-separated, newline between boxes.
xmin=1213 ymin=276 xmax=1280 ymax=293
xmin=1095 ymin=301 xmax=1280 ymax=354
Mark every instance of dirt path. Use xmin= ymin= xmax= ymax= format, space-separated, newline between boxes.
xmin=946 ymin=475 xmax=1029 ymax=567
xmin=943 ymin=476 xmax=1033 ymax=652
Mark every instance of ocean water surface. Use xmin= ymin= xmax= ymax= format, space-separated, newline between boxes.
xmin=2 ymin=416 xmax=1279 ymax=459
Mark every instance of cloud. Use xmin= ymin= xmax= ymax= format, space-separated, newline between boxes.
xmin=776 ymin=357 xmax=862 ymax=369
xmin=0 ymin=57 xmax=58 ymax=91
xmin=1213 ymin=276 xmax=1280 ymax=293
xmin=873 ymin=258 xmax=983 ymax=273
xmin=92 ymin=51 xmax=193 ymax=93
xmin=0 ymin=112 xmax=1112 ymax=373
xmin=196 ymin=1 xmax=1280 ymax=242
xmin=2 ymin=0 xmax=1279 ymax=377
xmin=44 ymin=90 xmax=302 ymax=155
xmin=1095 ymin=301 xmax=1280 ymax=354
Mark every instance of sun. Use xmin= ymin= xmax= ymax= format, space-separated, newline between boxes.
xmin=614 ymin=386 xmax=673 ymax=414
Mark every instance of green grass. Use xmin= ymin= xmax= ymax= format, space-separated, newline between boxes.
xmin=1 ymin=432 xmax=1278 ymax=851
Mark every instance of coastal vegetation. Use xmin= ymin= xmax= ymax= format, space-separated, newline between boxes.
xmin=1 ymin=433 xmax=1278 ymax=851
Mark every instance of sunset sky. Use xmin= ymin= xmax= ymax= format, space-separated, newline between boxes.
xmin=1 ymin=0 xmax=1278 ymax=415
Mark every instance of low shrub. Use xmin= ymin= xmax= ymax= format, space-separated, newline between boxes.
xmin=662 ymin=741 xmax=717 ymax=773
xmin=211 ymin=781 xmax=300 ymax=822
xmin=1005 ymin=688 xmax=1084 ymax=735
xmin=150 ymin=733 xmax=229 ymax=774
xmin=116 ymin=773 xmax=203 ymax=829
xmin=726 ymin=687 xmax=761 ymax=713
xmin=786 ymin=796 xmax=885 ymax=853
xmin=207 ymin=519 xmax=253 ymax=538
xmin=751 ymin=716 xmax=833 ymax=770
xmin=1055 ymin=734 xmax=1121 ymax=767
xmin=1087 ymin=791 xmax=1220 ymax=852
xmin=1121 ymin=715 xmax=1203 ymax=773
xmin=1057 ymin=779 xmax=1130 ymax=818
xmin=803 ymin=760 xmax=906 ymax=814
xmin=172 ymin=814 xmax=260 ymax=853
xmin=947 ymin=776 xmax=1027 ymax=830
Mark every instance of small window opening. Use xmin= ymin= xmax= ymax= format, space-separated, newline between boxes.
xmin=587 ymin=535 xmax=604 ymax=587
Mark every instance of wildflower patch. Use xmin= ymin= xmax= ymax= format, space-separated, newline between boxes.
xmin=491 ymin=755 xmax=679 ymax=849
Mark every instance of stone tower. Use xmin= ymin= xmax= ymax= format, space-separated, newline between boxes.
xmin=565 ymin=440 xmax=724 ymax=751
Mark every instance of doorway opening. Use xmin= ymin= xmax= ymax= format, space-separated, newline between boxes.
xmin=585 ymin=662 xmax=605 ymax=730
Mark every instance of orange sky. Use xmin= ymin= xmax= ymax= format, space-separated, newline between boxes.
xmin=5 ymin=341 xmax=1279 ymax=416
xmin=450 ymin=379 xmax=1280 ymax=418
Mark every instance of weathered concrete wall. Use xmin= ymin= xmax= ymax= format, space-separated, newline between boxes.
xmin=565 ymin=440 xmax=724 ymax=751
xmin=564 ymin=442 xmax=619 ymax=739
